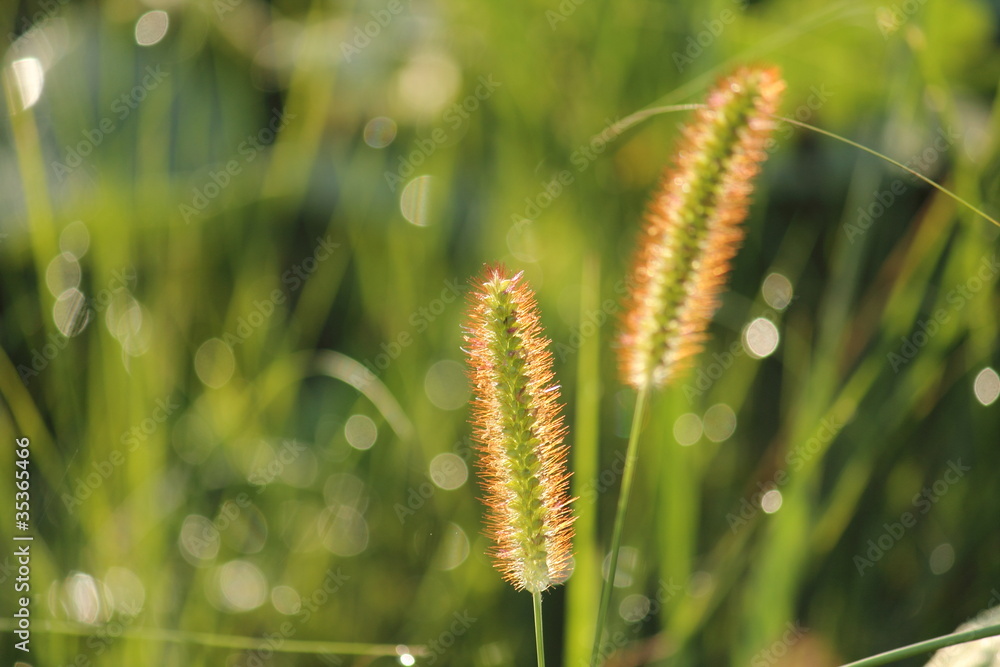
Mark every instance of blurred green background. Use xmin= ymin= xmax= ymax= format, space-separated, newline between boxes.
xmin=1 ymin=0 xmax=999 ymax=665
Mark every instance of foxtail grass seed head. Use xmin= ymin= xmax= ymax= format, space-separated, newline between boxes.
xmin=619 ymin=65 xmax=785 ymax=390
xmin=463 ymin=264 xmax=574 ymax=593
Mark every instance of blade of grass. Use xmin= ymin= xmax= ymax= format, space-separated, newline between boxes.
xmin=0 ymin=619 xmax=427 ymax=657
xmin=770 ymin=115 xmax=998 ymax=229
xmin=839 ymin=621 xmax=1000 ymax=667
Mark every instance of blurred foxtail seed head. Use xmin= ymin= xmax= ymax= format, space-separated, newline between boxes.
xmin=619 ymin=65 xmax=786 ymax=390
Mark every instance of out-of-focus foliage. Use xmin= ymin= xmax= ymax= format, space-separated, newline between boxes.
xmin=1 ymin=0 xmax=998 ymax=665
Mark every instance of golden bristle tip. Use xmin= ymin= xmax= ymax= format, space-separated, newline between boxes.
xmin=463 ymin=264 xmax=574 ymax=593
xmin=619 ymin=65 xmax=786 ymax=391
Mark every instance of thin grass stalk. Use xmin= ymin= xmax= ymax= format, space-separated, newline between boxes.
xmin=597 ymin=65 xmax=785 ymax=665
xmin=533 ymin=590 xmax=546 ymax=667
xmin=590 ymin=386 xmax=648 ymax=666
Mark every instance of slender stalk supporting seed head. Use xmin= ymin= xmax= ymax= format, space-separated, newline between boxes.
xmin=463 ymin=264 xmax=574 ymax=593
xmin=619 ymin=65 xmax=785 ymax=390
